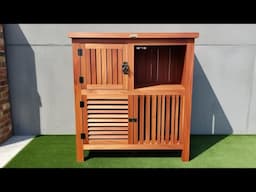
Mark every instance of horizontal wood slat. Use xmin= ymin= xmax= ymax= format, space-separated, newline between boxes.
xmin=88 ymin=135 xmax=128 ymax=139
xmin=88 ymin=127 xmax=128 ymax=131
xmin=88 ymin=123 xmax=128 ymax=127
xmin=88 ymin=110 xmax=128 ymax=114
xmin=89 ymin=131 xmax=128 ymax=135
xmin=87 ymin=100 xmax=128 ymax=105
xmin=88 ymin=119 xmax=128 ymax=122
xmin=87 ymin=105 xmax=128 ymax=109
xmin=89 ymin=140 xmax=128 ymax=144
xmin=88 ymin=114 xmax=128 ymax=118
xmin=87 ymin=95 xmax=127 ymax=99
xmin=87 ymin=97 xmax=129 ymax=143
xmin=83 ymin=144 xmax=184 ymax=150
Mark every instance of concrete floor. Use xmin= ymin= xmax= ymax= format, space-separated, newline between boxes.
xmin=0 ymin=136 xmax=34 ymax=168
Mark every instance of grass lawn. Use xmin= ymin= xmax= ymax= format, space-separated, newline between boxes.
xmin=4 ymin=135 xmax=256 ymax=168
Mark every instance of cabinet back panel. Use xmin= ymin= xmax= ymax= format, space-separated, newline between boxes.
xmin=134 ymin=46 xmax=186 ymax=88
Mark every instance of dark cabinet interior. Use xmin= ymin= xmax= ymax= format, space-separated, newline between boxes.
xmin=134 ymin=45 xmax=186 ymax=88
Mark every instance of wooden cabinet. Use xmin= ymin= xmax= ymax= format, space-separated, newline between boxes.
xmin=68 ymin=33 xmax=199 ymax=162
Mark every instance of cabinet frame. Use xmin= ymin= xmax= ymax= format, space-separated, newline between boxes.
xmin=69 ymin=33 xmax=199 ymax=162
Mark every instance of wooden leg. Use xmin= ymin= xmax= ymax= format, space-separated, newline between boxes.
xmin=76 ymin=136 xmax=84 ymax=162
xmin=181 ymin=136 xmax=190 ymax=161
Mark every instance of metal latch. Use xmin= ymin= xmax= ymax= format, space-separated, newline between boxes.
xmin=128 ymin=118 xmax=137 ymax=122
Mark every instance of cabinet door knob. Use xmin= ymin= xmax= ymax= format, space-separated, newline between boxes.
xmin=122 ymin=62 xmax=129 ymax=74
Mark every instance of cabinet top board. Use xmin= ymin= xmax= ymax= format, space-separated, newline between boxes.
xmin=68 ymin=32 xmax=199 ymax=39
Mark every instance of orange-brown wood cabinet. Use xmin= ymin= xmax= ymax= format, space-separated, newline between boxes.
xmin=68 ymin=33 xmax=199 ymax=162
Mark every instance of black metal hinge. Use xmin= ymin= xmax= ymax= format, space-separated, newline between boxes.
xmin=80 ymin=101 xmax=84 ymax=108
xmin=81 ymin=133 xmax=86 ymax=139
xmin=79 ymin=76 xmax=84 ymax=83
xmin=78 ymin=48 xmax=83 ymax=56
xmin=128 ymin=118 xmax=137 ymax=122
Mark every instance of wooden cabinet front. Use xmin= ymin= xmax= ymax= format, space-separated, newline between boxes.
xmin=69 ymin=33 xmax=199 ymax=162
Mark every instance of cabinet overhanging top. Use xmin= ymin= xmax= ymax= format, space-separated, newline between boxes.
xmin=68 ymin=33 xmax=199 ymax=39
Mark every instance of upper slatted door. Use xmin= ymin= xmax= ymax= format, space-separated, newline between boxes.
xmin=81 ymin=44 xmax=128 ymax=90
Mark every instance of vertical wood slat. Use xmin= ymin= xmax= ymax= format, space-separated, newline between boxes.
xmin=82 ymin=95 xmax=89 ymax=144
xmin=151 ymin=95 xmax=157 ymax=144
xmin=128 ymin=95 xmax=134 ymax=144
xmin=101 ymin=49 xmax=107 ymax=84
xmin=174 ymin=95 xmax=180 ymax=143
xmin=112 ymin=49 xmax=118 ymax=84
xmin=145 ymin=95 xmax=150 ymax=144
xmin=117 ymin=49 xmax=123 ymax=84
xmin=139 ymin=95 xmax=144 ymax=144
xmin=128 ymin=44 xmax=134 ymax=90
xmin=123 ymin=45 xmax=129 ymax=90
xmin=161 ymin=95 xmax=166 ymax=143
xmin=85 ymin=48 xmax=91 ymax=85
xmin=80 ymin=45 xmax=87 ymax=89
xmin=133 ymin=95 xmax=138 ymax=144
xmin=170 ymin=95 xmax=176 ymax=144
xmin=96 ymin=48 xmax=102 ymax=84
xmin=182 ymin=42 xmax=195 ymax=161
xmin=91 ymin=49 xmax=97 ymax=84
xmin=72 ymin=43 xmax=84 ymax=162
xmin=179 ymin=96 xmax=185 ymax=144
xmin=165 ymin=96 xmax=170 ymax=143
xmin=107 ymin=49 xmax=113 ymax=84
xmin=157 ymin=95 xmax=161 ymax=144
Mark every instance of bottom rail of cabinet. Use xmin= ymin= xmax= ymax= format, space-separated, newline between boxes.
xmin=83 ymin=144 xmax=183 ymax=150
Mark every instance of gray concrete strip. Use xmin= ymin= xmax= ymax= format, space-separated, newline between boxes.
xmin=0 ymin=136 xmax=34 ymax=168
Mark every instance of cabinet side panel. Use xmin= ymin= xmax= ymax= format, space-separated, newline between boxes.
xmin=181 ymin=42 xmax=195 ymax=161
xmin=72 ymin=42 xmax=84 ymax=162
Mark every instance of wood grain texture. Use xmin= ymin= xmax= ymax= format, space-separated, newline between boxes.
xmin=82 ymin=95 xmax=89 ymax=144
xmin=88 ymin=114 xmax=128 ymax=118
xmin=87 ymin=100 xmax=128 ymax=105
xmin=139 ymin=95 xmax=144 ymax=144
xmin=72 ymin=43 xmax=84 ymax=162
xmin=90 ymin=49 xmax=97 ymax=84
xmin=165 ymin=95 xmax=170 ymax=143
xmin=88 ymin=127 xmax=128 ymax=131
xmin=157 ymin=95 xmax=162 ymax=144
xmin=181 ymin=42 xmax=195 ymax=161
xmin=107 ymin=49 xmax=113 ymax=84
xmin=151 ymin=95 xmax=157 ymax=144
xmin=84 ymin=144 xmax=184 ymax=150
xmin=101 ymin=49 xmax=107 ymax=84
xmin=171 ymin=95 xmax=176 ymax=144
xmin=174 ymin=95 xmax=180 ymax=144
xmin=85 ymin=48 xmax=91 ymax=85
xmin=128 ymin=95 xmax=134 ymax=144
xmin=145 ymin=95 xmax=151 ymax=144
xmin=161 ymin=95 xmax=166 ymax=143
xmin=133 ymin=95 xmax=138 ymax=144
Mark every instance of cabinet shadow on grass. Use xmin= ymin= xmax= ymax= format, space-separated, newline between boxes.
xmin=85 ymin=55 xmax=232 ymax=161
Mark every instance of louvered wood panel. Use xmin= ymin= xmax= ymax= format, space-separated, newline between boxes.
xmin=85 ymin=96 xmax=128 ymax=144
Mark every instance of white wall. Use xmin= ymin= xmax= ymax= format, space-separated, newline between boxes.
xmin=4 ymin=24 xmax=256 ymax=135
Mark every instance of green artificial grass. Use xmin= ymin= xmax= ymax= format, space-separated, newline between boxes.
xmin=4 ymin=135 xmax=256 ymax=168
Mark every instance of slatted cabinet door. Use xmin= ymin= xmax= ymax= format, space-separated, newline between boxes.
xmin=80 ymin=44 xmax=128 ymax=90
xmin=82 ymin=95 xmax=129 ymax=145
xmin=131 ymin=95 xmax=184 ymax=146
